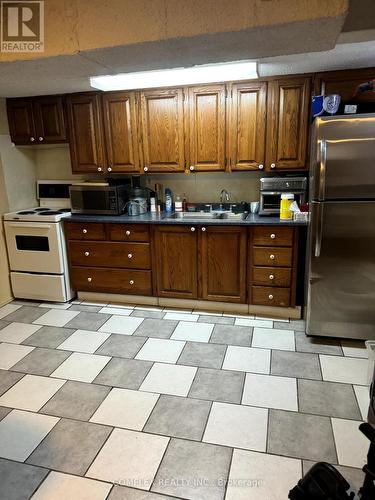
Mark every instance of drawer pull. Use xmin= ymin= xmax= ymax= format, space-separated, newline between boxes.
xmin=87 ymin=277 xmax=92 ymax=282
xmin=268 ymin=294 xmax=274 ymax=300
xmin=190 ymin=227 xmax=195 ymax=232
xmin=128 ymin=253 xmax=133 ymax=259
xmin=270 ymin=233 xmax=276 ymax=239
xmin=125 ymin=230 xmax=131 ymax=236
xmin=269 ymin=274 xmax=275 ymax=280
xmin=202 ymin=227 xmax=206 ymax=232
xmin=269 ymin=254 xmax=275 ymax=260
xmin=84 ymin=251 xmax=90 ymax=257
xmin=129 ymin=280 xmax=134 ymax=285
xmin=82 ymin=229 xmax=88 ymax=234
xmin=98 ymin=167 xmax=102 ymax=172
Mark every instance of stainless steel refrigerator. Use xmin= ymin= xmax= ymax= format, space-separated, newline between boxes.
xmin=306 ymin=114 xmax=375 ymax=340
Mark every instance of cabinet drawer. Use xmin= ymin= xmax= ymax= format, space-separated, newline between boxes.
xmin=65 ymin=222 xmax=105 ymax=241
xmin=252 ymin=226 xmax=294 ymax=247
xmin=252 ymin=246 xmax=292 ymax=267
xmin=108 ymin=224 xmax=150 ymax=242
xmin=71 ymin=266 xmax=152 ymax=295
xmin=251 ymin=266 xmax=291 ymax=287
xmin=251 ymin=286 xmax=291 ymax=307
xmin=69 ymin=241 xmax=151 ymax=269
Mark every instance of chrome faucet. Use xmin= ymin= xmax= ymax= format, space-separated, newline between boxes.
xmin=219 ymin=189 xmax=230 ymax=203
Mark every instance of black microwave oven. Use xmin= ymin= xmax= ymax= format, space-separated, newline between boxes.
xmin=69 ymin=183 xmax=129 ymax=215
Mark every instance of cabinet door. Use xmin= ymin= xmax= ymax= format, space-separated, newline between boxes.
xmin=66 ymin=93 xmax=106 ymax=174
xmin=6 ymin=98 xmax=36 ymax=145
xmin=154 ymin=226 xmax=198 ymax=299
xmin=187 ymin=85 xmax=226 ymax=171
xmin=140 ymin=89 xmax=185 ymax=173
xmin=33 ymin=96 xmax=67 ymax=144
xmin=102 ymin=91 xmax=141 ymax=173
xmin=229 ymin=82 xmax=267 ymax=171
xmin=200 ymin=226 xmax=247 ymax=302
xmin=266 ymin=77 xmax=310 ymax=171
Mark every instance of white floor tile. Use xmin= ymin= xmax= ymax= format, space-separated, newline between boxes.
xmin=170 ymin=321 xmax=214 ymax=343
xmin=86 ymin=428 xmax=169 ymax=489
xmin=31 ymin=471 xmax=111 ymax=500
xmin=341 ymin=340 xmax=368 ymax=359
xmin=0 ymin=374 xmax=65 ymax=411
xmin=0 ymin=343 xmax=34 ymax=369
xmin=0 ymin=409 xmax=59 ymax=462
xmin=140 ymin=363 xmax=197 ymax=397
xmin=0 ymin=322 xmax=41 ymax=344
xmin=135 ymin=338 xmax=185 ymax=363
xmin=0 ymin=303 xmax=21 ymax=319
xmin=203 ymin=402 xmax=268 ymax=451
xmin=222 ymin=346 xmax=270 ymax=374
xmin=51 ymin=352 xmax=111 ymax=383
xmin=252 ymin=327 xmax=295 ymax=351
xmin=226 ymin=449 xmax=301 ymax=500
xmin=235 ymin=318 xmax=273 ymax=328
xmin=163 ymin=308 xmax=193 ymax=314
xmin=134 ymin=306 xmax=163 ymax=312
xmin=223 ymin=314 xmax=255 ymax=319
xmin=242 ymin=373 xmax=298 ymax=411
xmin=57 ymin=330 xmax=110 ymax=354
xmin=194 ymin=310 xmax=223 ymax=316
xmin=98 ymin=307 xmax=132 ymax=316
xmin=39 ymin=302 xmax=71 ymax=310
xmin=90 ymin=388 xmax=159 ymax=430
xmin=82 ymin=301 xmax=108 ymax=307
xmin=106 ymin=303 xmax=133 ymax=309
xmin=354 ymin=385 xmax=370 ymax=421
xmin=98 ymin=315 xmax=143 ymax=335
xmin=33 ymin=309 xmax=80 ymax=327
xmin=320 ymin=355 xmax=368 ymax=385
xmin=164 ymin=312 xmax=198 ymax=322
xmin=256 ymin=315 xmax=289 ymax=322
xmin=332 ymin=418 xmax=368 ymax=468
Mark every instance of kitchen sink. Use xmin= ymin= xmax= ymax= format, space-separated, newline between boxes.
xmin=162 ymin=211 xmax=247 ymax=221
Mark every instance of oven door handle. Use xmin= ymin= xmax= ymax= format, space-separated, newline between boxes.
xmin=6 ymin=223 xmax=51 ymax=230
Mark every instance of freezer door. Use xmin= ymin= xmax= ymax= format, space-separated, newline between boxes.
xmin=307 ymin=200 xmax=375 ymax=339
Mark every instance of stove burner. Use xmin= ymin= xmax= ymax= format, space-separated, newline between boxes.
xmin=34 ymin=208 xmax=49 ymax=212
xmin=17 ymin=211 xmax=37 ymax=215
xmin=38 ymin=211 xmax=62 ymax=216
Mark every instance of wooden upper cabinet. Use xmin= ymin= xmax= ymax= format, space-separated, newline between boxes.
xmin=66 ymin=93 xmax=106 ymax=174
xmin=228 ymin=82 xmax=267 ymax=171
xmin=200 ymin=226 xmax=247 ymax=303
xmin=154 ymin=225 xmax=198 ymax=299
xmin=102 ymin=92 xmax=140 ymax=173
xmin=140 ymin=88 xmax=185 ymax=173
xmin=7 ymin=99 xmax=36 ymax=145
xmin=33 ymin=96 xmax=67 ymax=143
xmin=266 ymin=77 xmax=310 ymax=171
xmin=187 ymin=85 xmax=226 ymax=172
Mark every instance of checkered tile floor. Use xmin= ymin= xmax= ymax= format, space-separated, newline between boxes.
xmin=0 ymin=300 xmax=370 ymax=500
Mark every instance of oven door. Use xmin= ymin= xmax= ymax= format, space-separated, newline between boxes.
xmin=4 ymin=222 xmax=65 ymax=274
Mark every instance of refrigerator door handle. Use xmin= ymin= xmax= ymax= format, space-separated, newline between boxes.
xmin=318 ymin=140 xmax=327 ymax=201
xmin=314 ymin=203 xmax=324 ymax=258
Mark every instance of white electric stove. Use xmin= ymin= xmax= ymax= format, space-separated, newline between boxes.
xmin=4 ymin=180 xmax=79 ymax=302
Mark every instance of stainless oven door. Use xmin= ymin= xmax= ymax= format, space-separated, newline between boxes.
xmin=4 ymin=221 xmax=65 ymax=274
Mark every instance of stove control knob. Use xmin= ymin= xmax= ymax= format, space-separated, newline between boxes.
xmin=87 ymin=277 xmax=92 ymax=282
xmin=128 ymin=253 xmax=133 ymax=259
xmin=82 ymin=229 xmax=87 ymax=234
xmin=125 ymin=230 xmax=131 ymax=236
xmin=268 ymin=294 xmax=274 ymax=300
xmin=270 ymin=254 xmax=275 ymax=260
xmin=30 ymin=137 xmax=35 ymax=142
xmin=270 ymin=233 xmax=276 ymax=239
xmin=269 ymin=274 xmax=275 ymax=280
xmin=258 ymin=164 xmax=264 ymax=170
xmin=270 ymin=163 xmax=276 ymax=169
xmin=129 ymin=280 xmax=134 ymax=285
xmin=84 ymin=251 xmax=90 ymax=256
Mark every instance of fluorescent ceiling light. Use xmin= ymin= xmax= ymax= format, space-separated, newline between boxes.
xmin=90 ymin=61 xmax=258 ymax=91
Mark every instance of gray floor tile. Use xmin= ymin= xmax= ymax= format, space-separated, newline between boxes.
xmin=133 ymin=319 xmax=178 ymax=339
xmin=298 ymin=379 xmax=361 ymax=420
xmin=0 ymin=369 xmax=24 ymax=396
xmin=64 ymin=311 xmax=111 ymax=331
xmin=10 ymin=347 xmax=71 ymax=376
xmin=303 ymin=460 xmax=365 ymax=495
xmin=0 ymin=458 xmax=49 ymax=500
xmin=1 ymin=306 xmax=48 ymax=324
xmin=27 ymin=418 xmax=112 ymax=475
xmin=268 ymin=409 xmax=337 ymax=463
xmin=21 ymin=326 xmax=75 ymax=348
xmin=94 ymin=358 xmax=153 ymax=390
xmin=271 ymin=350 xmax=322 ymax=380
xmin=69 ymin=304 xmax=102 ymax=313
xmin=198 ymin=315 xmax=235 ymax=325
xmin=108 ymin=486 xmax=170 ymax=499
xmin=275 ymin=319 xmax=306 ymax=332
xmin=295 ymin=331 xmax=343 ymax=355
xmin=0 ymin=406 xmax=11 ymax=421
xmin=40 ymin=381 xmax=111 ymax=421
xmin=0 ymin=320 xmax=9 ymax=330
xmin=95 ymin=334 xmax=146 ymax=358
xmin=152 ymin=438 xmax=232 ymax=500
xmin=131 ymin=310 xmax=165 ymax=319
xmin=210 ymin=324 xmax=252 ymax=347
xmin=178 ymin=342 xmax=226 ymax=369
xmin=189 ymin=367 xmax=245 ymax=404
xmin=144 ymin=395 xmax=211 ymax=441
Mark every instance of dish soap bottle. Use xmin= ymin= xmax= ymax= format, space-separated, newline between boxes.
xmin=165 ymin=188 xmax=173 ymax=213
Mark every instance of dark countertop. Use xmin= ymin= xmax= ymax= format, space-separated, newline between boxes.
xmin=65 ymin=212 xmax=308 ymax=226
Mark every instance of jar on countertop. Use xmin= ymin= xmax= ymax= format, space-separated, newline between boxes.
xmin=280 ymin=193 xmax=294 ymax=220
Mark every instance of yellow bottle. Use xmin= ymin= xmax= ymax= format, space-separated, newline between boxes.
xmin=280 ymin=193 xmax=294 ymax=220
